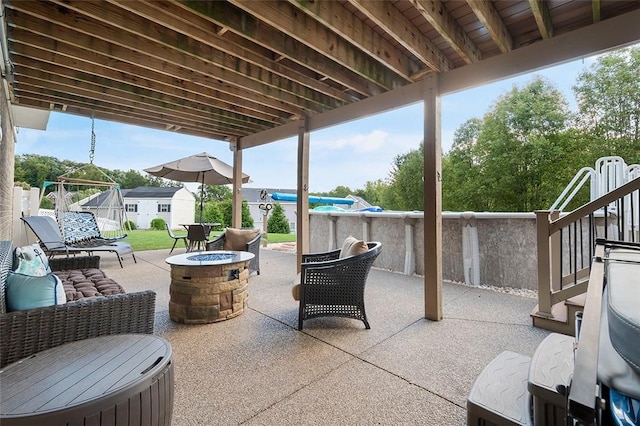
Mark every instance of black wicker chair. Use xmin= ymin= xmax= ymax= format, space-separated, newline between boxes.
xmin=298 ymin=241 xmax=382 ymax=330
xmin=0 ymin=240 xmax=156 ymax=368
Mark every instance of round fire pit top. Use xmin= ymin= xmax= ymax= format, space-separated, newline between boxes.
xmin=166 ymin=250 xmax=254 ymax=266
xmin=187 ymin=253 xmax=235 ymax=262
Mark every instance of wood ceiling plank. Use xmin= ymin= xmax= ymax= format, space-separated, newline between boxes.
xmin=14 ymin=60 xmax=273 ymax=130
xmin=179 ymin=0 xmax=403 ymax=93
xmin=18 ymin=77 xmax=264 ymax=135
xmin=7 ymin=11 xmax=302 ymax=119
xmin=529 ymin=0 xmax=554 ymax=39
xmin=173 ymin=1 xmax=381 ymax=98
xmin=19 ymin=97 xmax=233 ymax=140
xmin=407 ymin=0 xmax=481 ymax=64
xmin=592 ymin=0 xmax=601 ymax=23
xmin=40 ymin=0 xmax=335 ymax=114
xmin=288 ymin=0 xmax=424 ymax=79
xmin=16 ymin=67 xmax=271 ymax=133
xmin=16 ymin=88 xmax=248 ymax=138
xmin=466 ymin=0 xmax=514 ymax=53
xmin=9 ymin=32 xmax=292 ymax=123
xmin=123 ymin=0 xmax=358 ymax=105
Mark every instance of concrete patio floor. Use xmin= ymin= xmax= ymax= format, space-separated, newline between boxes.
xmin=101 ymin=247 xmax=550 ymax=426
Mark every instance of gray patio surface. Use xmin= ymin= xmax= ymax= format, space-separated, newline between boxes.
xmin=102 ymin=247 xmax=549 ymax=426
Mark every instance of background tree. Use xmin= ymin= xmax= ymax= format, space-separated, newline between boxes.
xmin=573 ymin=46 xmax=640 ymax=163
xmin=201 ymin=201 xmax=223 ymax=225
xmin=442 ymin=118 xmax=484 ymax=211
xmin=267 ymin=203 xmax=290 ymax=233
xmin=383 ymin=143 xmax=424 ymax=211
xmin=218 ymin=199 xmax=254 ymax=228
xmin=353 ymin=179 xmax=388 ymax=207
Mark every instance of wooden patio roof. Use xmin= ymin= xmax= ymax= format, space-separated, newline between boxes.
xmin=3 ymin=0 xmax=640 ymax=146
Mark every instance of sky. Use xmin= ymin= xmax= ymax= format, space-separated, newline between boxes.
xmin=14 ymin=55 xmax=600 ymax=194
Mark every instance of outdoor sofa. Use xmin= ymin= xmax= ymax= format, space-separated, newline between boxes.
xmin=0 ymin=240 xmax=155 ymax=368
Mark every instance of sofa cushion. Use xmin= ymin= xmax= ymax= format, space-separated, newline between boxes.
xmin=13 ymin=243 xmax=51 ymax=276
xmin=6 ymin=272 xmax=66 ymax=311
xmin=223 ymin=228 xmax=260 ymax=251
xmin=55 ymin=268 xmax=126 ymax=301
xmin=339 ymin=236 xmax=368 ymax=258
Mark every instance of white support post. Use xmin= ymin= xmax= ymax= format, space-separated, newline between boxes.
xmin=404 ymin=216 xmax=416 ymax=276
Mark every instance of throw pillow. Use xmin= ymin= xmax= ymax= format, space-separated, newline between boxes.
xmin=292 ymin=272 xmax=301 ymax=301
xmin=339 ymin=236 xmax=368 ymax=258
xmin=6 ymin=272 xmax=67 ymax=312
xmin=223 ymin=228 xmax=261 ymax=251
xmin=13 ymin=243 xmax=51 ymax=276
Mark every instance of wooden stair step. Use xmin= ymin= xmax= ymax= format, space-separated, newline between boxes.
xmin=467 ymin=351 xmax=532 ymax=426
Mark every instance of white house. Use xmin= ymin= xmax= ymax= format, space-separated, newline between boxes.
xmin=120 ymin=187 xmax=195 ymax=229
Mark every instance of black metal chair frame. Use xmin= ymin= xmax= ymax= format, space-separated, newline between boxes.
xmin=298 ymin=242 xmax=382 ymax=330
xmin=166 ymin=223 xmax=188 ymax=254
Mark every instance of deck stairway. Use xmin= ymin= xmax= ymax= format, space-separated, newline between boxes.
xmin=531 ymin=294 xmax=585 ymax=336
xmin=467 ymin=333 xmax=574 ymax=426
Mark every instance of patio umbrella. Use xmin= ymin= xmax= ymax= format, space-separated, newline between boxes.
xmin=144 ymin=152 xmax=250 ymax=222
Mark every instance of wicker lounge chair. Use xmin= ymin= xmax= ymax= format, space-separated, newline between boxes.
xmin=21 ymin=215 xmax=136 ymax=268
xmin=0 ymin=240 xmax=155 ymax=368
xmin=298 ymin=241 xmax=382 ymax=330
xmin=206 ymin=228 xmax=262 ymax=275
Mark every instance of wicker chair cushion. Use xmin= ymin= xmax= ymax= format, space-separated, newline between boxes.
xmin=223 ymin=228 xmax=261 ymax=251
xmin=55 ymin=268 xmax=126 ymax=301
xmin=339 ymin=236 xmax=368 ymax=258
xmin=6 ymin=272 xmax=66 ymax=311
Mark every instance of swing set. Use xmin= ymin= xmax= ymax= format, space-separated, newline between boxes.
xmin=40 ymin=116 xmax=131 ymax=243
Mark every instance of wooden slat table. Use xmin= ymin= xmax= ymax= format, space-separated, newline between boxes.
xmin=0 ymin=334 xmax=174 ymax=426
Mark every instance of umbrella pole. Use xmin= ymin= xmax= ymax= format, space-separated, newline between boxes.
xmin=199 ymin=175 xmax=204 ymax=223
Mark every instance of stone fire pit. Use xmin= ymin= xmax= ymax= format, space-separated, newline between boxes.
xmin=165 ymin=251 xmax=255 ymax=324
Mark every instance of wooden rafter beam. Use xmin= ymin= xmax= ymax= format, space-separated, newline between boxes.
xmin=466 ymin=0 xmax=513 ymax=53
xmin=114 ymin=0 xmax=356 ymax=106
xmin=346 ymin=0 xmax=452 ymax=73
xmin=9 ymin=31 xmax=293 ymax=123
xmin=176 ymin=0 xmax=391 ymax=96
xmin=529 ymin=0 xmax=554 ymax=39
xmin=407 ymin=0 xmax=481 ymax=64
xmin=592 ymin=0 xmax=601 ymax=23
xmin=225 ymin=0 xmax=409 ymax=90
xmin=40 ymin=0 xmax=336 ymax=115
xmin=288 ymin=0 xmax=431 ymax=79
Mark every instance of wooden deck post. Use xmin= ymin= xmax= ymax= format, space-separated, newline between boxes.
xmin=232 ymin=139 xmax=243 ymax=229
xmin=423 ymin=73 xmax=443 ymax=321
xmin=296 ymin=116 xmax=310 ymax=272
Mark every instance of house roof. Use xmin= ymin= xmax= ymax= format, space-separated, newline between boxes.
xmin=121 ymin=186 xmax=186 ymax=199
xmin=4 ymin=1 xmax=640 ymax=146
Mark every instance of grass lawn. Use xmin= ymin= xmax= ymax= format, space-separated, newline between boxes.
xmin=122 ymin=229 xmax=296 ymax=252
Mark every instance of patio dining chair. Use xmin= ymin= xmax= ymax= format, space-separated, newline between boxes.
xmin=186 ymin=224 xmax=208 ymax=252
xmin=297 ymin=240 xmax=382 ymax=330
xmin=166 ymin=223 xmax=188 ymax=254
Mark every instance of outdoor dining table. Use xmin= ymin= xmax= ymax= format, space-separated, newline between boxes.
xmin=179 ymin=222 xmax=220 ymax=252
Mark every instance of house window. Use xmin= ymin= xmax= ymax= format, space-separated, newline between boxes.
xmin=125 ymin=204 xmax=137 ymax=212
xmin=158 ymin=204 xmax=171 ymax=213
